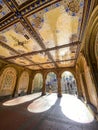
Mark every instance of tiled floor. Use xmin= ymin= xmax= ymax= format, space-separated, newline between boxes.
xmin=0 ymin=93 xmax=98 ymax=130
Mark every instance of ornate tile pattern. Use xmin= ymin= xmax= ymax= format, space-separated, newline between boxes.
xmin=0 ymin=67 xmax=17 ymax=94
xmin=8 ymin=57 xmax=32 ymax=66
xmin=41 ymin=63 xmax=55 ymax=69
xmin=0 ymin=0 xmax=11 ymax=19
xmin=0 ymin=22 xmax=42 ymax=54
xmin=27 ymin=65 xmax=41 ymax=70
xmin=57 ymin=60 xmax=75 ymax=67
xmin=0 ymin=0 xmax=85 ymax=70
xmin=15 ymin=0 xmax=28 ymax=5
xmin=26 ymin=54 xmax=51 ymax=64
xmin=0 ymin=45 xmax=16 ymax=58
xmin=28 ymin=0 xmax=84 ymax=48
xmin=50 ymin=46 xmax=77 ymax=61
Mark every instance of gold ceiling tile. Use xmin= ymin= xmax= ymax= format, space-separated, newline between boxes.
xmin=14 ymin=0 xmax=29 ymax=5
xmin=41 ymin=63 xmax=55 ymax=69
xmin=0 ymin=22 xmax=42 ymax=54
xmin=57 ymin=60 xmax=75 ymax=67
xmin=26 ymin=53 xmax=51 ymax=64
xmin=27 ymin=65 xmax=41 ymax=70
xmin=0 ymin=0 xmax=11 ymax=19
xmin=28 ymin=0 xmax=84 ymax=49
xmin=0 ymin=45 xmax=16 ymax=58
xmin=8 ymin=58 xmax=32 ymax=66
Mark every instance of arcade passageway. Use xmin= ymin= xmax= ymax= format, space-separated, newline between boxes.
xmin=0 ymin=93 xmax=98 ymax=130
xmin=0 ymin=0 xmax=98 ymax=129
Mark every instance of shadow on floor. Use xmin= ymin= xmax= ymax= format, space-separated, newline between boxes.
xmin=0 ymin=93 xmax=98 ymax=130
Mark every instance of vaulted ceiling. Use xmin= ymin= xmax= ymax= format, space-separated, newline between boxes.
xmin=0 ymin=0 xmax=84 ymax=70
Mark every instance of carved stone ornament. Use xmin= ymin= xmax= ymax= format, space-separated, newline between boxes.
xmin=68 ymin=0 xmax=80 ymax=13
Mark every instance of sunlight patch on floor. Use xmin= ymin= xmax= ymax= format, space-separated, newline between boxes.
xmin=3 ymin=93 xmax=94 ymax=123
xmin=28 ymin=93 xmax=94 ymax=123
xmin=28 ymin=93 xmax=57 ymax=113
xmin=3 ymin=93 xmax=41 ymax=106
xmin=60 ymin=94 xmax=94 ymax=123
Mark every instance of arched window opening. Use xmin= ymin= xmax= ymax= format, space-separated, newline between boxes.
xmin=32 ymin=73 xmax=43 ymax=93
xmin=18 ymin=71 xmax=29 ymax=96
xmin=61 ymin=71 xmax=77 ymax=95
xmin=46 ymin=72 xmax=58 ymax=94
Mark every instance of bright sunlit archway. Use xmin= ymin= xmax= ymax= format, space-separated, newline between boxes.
xmin=46 ymin=72 xmax=58 ymax=94
xmin=61 ymin=71 xmax=77 ymax=95
xmin=32 ymin=73 xmax=43 ymax=93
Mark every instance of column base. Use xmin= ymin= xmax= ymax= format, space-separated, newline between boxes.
xmin=58 ymin=93 xmax=62 ymax=97
xmin=41 ymin=92 xmax=46 ymax=96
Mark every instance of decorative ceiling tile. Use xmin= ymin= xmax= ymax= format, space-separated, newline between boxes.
xmin=0 ymin=0 xmax=84 ymax=69
xmin=26 ymin=53 xmax=51 ymax=64
xmin=49 ymin=45 xmax=77 ymax=61
xmin=0 ymin=0 xmax=11 ymax=19
xmin=8 ymin=57 xmax=32 ymax=66
xmin=0 ymin=22 xmax=42 ymax=54
xmin=26 ymin=65 xmax=41 ymax=70
xmin=41 ymin=63 xmax=55 ymax=69
xmin=57 ymin=60 xmax=75 ymax=67
xmin=14 ymin=0 xmax=28 ymax=5
xmin=0 ymin=45 xmax=16 ymax=58
xmin=28 ymin=0 xmax=84 ymax=48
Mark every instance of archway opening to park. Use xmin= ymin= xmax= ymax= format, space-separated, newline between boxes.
xmin=61 ymin=71 xmax=77 ymax=95
xmin=46 ymin=72 xmax=58 ymax=94
xmin=32 ymin=73 xmax=43 ymax=93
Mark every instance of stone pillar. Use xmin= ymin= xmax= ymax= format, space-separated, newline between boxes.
xmin=57 ymin=74 xmax=62 ymax=97
xmin=76 ymin=78 xmax=83 ymax=98
xmin=12 ymin=71 xmax=21 ymax=97
xmin=41 ymin=73 xmax=46 ymax=96
xmin=27 ymin=73 xmax=34 ymax=94
xmin=80 ymin=72 xmax=90 ymax=103
xmin=82 ymin=72 xmax=90 ymax=103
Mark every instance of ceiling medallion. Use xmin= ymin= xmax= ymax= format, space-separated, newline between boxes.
xmin=68 ymin=0 xmax=80 ymax=13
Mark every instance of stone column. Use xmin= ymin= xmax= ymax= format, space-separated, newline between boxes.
xmin=80 ymin=72 xmax=90 ymax=103
xmin=27 ymin=73 xmax=34 ymax=94
xmin=57 ymin=74 xmax=62 ymax=97
xmin=12 ymin=70 xmax=21 ymax=97
xmin=41 ymin=73 xmax=46 ymax=96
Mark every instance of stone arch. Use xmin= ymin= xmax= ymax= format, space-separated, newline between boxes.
xmin=45 ymin=70 xmax=58 ymax=78
xmin=32 ymin=73 xmax=43 ymax=93
xmin=61 ymin=70 xmax=77 ymax=95
xmin=75 ymin=64 xmax=83 ymax=97
xmin=59 ymin=68 xmax=79 ymax=91
xmin=79 ymin=54 xmax=98 ymax=108
xmin=83 ymin=6 xmax=98 ymax=92
xmin=0 ymin=67 xmax=17 ymax=96
xmin=17 ymin=71 xmax=29 ymax=95
xmin=45 ymin=71 xmax=58 ymax=93
xmin=60 ymin=68 xmax=76 ymax=80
